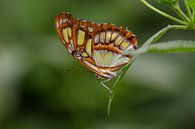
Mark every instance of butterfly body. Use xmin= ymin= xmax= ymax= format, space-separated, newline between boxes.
xmin=55 ymin=12 xmax=137 ymax=79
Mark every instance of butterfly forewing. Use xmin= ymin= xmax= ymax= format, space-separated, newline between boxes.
xmin=55 ymin=12 xmax=137 ymax=79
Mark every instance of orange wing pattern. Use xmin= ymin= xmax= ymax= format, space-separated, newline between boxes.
xmin=55 ymin=12 xmax=137 ymax=79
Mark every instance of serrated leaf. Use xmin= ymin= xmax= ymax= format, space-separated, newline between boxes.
xmin=147 ymin=40 xmax=195 ymax=53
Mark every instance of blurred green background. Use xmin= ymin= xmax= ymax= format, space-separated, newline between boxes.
xmin=0 ymin=0 xmax=195 ymax=129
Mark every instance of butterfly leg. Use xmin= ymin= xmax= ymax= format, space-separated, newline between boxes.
xmin=103 ymin=78 xmax=111 ymax=83
xmin=100 ymin=80 xmax=112 ymax=94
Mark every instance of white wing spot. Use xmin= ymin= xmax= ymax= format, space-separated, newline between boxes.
xmin=94 ymin=33 xmax=100 ymax=44
xmin=100 ymin=32 xmax=106 ymax=43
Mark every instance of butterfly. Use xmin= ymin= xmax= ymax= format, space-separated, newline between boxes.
xmin=55 ymin=12 xmax=137 ymax=79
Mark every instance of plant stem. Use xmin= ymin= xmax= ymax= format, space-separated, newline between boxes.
xmin=132 ymin=41 xmax=195 ymax=55
xmin=184 ymin=0 xmax=193 ymax=20
xmin=170 ymin=1 xmax=190 ymax=22
xmin=122 ymin=25 xmax=189 ymax=56
xmin=141 ymin=25 xmax=189 ymax=47
xmin=140 ymin=0 xmax=188 ymax=25
xmin=107 ymin=60 xmax=135 ymax=116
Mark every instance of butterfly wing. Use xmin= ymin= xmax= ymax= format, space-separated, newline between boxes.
xmin=55 ymin=12 xmax=137 ymax=79
xmin=55 ymin=13 xmax=75 ymax=54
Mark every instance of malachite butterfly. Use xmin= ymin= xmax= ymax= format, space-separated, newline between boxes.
xmin=55 ymin=12 xmax=137 ymax=79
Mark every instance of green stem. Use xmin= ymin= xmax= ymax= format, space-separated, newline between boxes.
xmin=184 ymin=0 xmax=193 ymax=20
xmin=123 ymin=25 xmax=189 ymax=56
xmin=141 ymin=25 xmax=189 ymax=47
xmin=170 ymin=2 xmax=190 ymax=22
xmin=132 ymin=41 xmax=195 ymax=55
xmin=107 ymin=60 xmax=135 ymax=116
xmin=140 ymin=0 xmax=188 ymax=25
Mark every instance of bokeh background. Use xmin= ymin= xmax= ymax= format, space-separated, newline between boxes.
xmin=0 ymin=0 xmax=195 ymax=129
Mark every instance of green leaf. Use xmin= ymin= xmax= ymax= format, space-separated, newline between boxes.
xmin=188 ymin=0 xmax=195 ymax=10
xmin=188 ymin=0 xmax=195 ymax=22
xmin=146 ymin=40 xmax=195 ymax=53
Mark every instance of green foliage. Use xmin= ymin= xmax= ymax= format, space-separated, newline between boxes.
xmin=106 ymin=0 xmax=195 ymax=115
xmin=188 ymin=0 xmax=195 ymax=10
xmin=188 ymin=0 xmax=195 ymax=22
